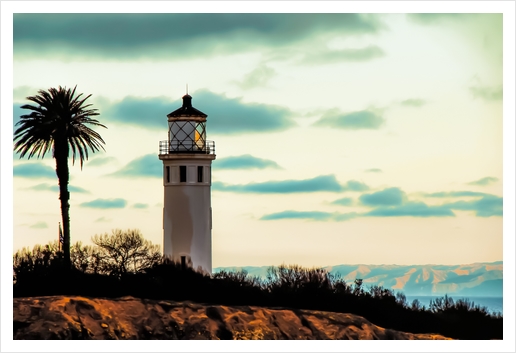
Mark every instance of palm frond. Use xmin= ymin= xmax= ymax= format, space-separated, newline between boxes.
xmin=13 ymin=86 xmax=107 ymax=166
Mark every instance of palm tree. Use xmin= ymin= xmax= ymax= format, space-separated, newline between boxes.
xmin=14 ymin=86 xmax=107 ymax=267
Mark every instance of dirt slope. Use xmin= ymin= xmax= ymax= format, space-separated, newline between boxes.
xmin=13 ymin=296 xmax=451 ymax=340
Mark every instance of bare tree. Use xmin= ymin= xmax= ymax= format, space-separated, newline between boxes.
xmin=70 ymin=241 xmax=99 ymax=273
xmin=91 ymin=229 xmax=162 ymax=276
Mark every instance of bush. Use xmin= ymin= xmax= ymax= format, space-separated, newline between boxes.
xmin=13 ymin=235 xmax=503 ymax=340
xmin=91 ymin=229 xmax=162 ymax=276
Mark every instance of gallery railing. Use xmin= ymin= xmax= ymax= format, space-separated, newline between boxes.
xmin=159 ymin=140 xmax=215 ymax=154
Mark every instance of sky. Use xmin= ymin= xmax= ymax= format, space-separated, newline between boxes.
xmin=1 ymin=2 xmax=515 ymax=353
xmin=4 ymin=8 xmax=514 ymax=270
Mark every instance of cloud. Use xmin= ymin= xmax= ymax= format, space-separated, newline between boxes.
xmin=261 ymin=210 xmax=358 ymax=222
xmin=213 ymin=175 xmax=344 ymax=193
xmin=363 ymin=188 xmax=502 ymax=218
xmin=407 ymin=13 xmax=476 ymax=25
xmin=103 ymin=90 xmax=296 ymax=134
xmin=234 ymin=64 xmax=276 ymax=89
xmin=13 ymin=86 xmax=37 ymax=101
xmin=95 ymin=217 xmax=112 ymax=222
xmin=359 ymin=187 xmax=407 ymax=206
xmin=13 ymin=163 xmax=55 ymax=179
xmin=400 ymin=99 xmax=426 ymax=107
xmin=87 ymin=156 xmax=117 ymax=167
xmin=341 ymin=180 xmax=370 ymax=192
xmin=103 ymin=96 xmax=170 ymax=130
xmin=469 ymin=85 xmax=502 ymax=101
xmin=214 ymin=155 xmax=281 ymax=170
xmin=425 ymin=191 xmax=492 ymax=198
xmin=365 ymin=201 xmax=455 ymax=217
xmin=14 ymin=14 xmax=384 ymax=60
xmin=110 ymin=154 xmax=161 ymax=178
xmin=80 ymin=198 xmax=127 ymax=209
xmin=132 ymin=203 xmax=149 ymax=209
xmin=29 ymin=221 xmax=48 ymax=229
xmin=467 ymin=177 xmax=499 ymax=186
xmin=261 ymin=202 xmax=456 ymax=222
xmin=446 ymin=196 xmax=502 ymax=217
xmin=26 ymin=183 xmax=89 ymax=194
xmin=198 ymin=90 xmax=295 ymax=135
xmin=314 ymin=109 xmax=385 ymax=130
xmin=365 ymin=168 xmax=382 ymax=173
xmin=260 ymin=186 xmax=502 ymax=222
xmin=331 ymin=197 xmax=354 ymax=206
xmin=301 ymin=45 xmax=385 ymax=64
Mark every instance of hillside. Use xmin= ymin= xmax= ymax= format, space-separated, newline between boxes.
xmin=215 ymin=261 xmax=503 ymax=297
xmin=13 ymin=296 xmax=451 ymax=340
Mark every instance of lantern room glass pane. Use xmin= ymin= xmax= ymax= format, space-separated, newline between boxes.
xmin=169 ymin=121 xmax=207 ymax=152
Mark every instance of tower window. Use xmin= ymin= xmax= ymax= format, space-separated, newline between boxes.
xmin=166 ymin=166 xmax=170 ymax=183
xmin=180 ymin=166 xmax=187 ymax=182
xmin=197 ymin=166 xmax=203 ymax=182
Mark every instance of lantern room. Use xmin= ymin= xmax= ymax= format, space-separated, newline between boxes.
xmin=159 ymin=94 xmax=214 ymax=154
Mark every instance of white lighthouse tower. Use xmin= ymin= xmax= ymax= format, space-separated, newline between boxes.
xmin=158 ymin=93 xmax=216 ymax=273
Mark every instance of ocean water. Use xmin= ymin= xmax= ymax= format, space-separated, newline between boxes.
xmin=405 ymin=296 xmax=503 ymax=315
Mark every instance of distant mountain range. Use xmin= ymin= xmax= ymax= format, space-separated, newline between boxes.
xmin=214 ymin=261 xmax=503 ymax=297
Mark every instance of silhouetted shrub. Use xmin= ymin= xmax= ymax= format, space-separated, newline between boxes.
xmin=13 ymin=235 xmax=503 ymax=340
xmin=430 ymin=294 xmax=455 ymax=313
xmin=91 ymin=229 xmax=162 ymax=276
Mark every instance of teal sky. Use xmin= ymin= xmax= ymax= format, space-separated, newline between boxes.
xmin=4 ymin=10 xmax=511 ymax=269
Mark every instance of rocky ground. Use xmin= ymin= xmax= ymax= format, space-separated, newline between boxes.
xmin=13 ymin=296 xmax=451 ymax=340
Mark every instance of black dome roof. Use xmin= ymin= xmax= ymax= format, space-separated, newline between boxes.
xmin=167 ymin=94 xmax=207 ymax=118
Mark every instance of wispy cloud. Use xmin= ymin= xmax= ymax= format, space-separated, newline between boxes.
xmin=110 ymin=154 xmax=161 ymax=178
xmin=341 ymin=180 xmax=370 ymax=192
xmin=95 ymin=217 xmax=112 ymax=222
xmin=364 ymin=201 xmax=455 ymax=217
xmin=361 ymin=188 xmax=502 ymax=218
xmin=198 ymin=90 xmax=295 ymax=135
xmin=400 ymin=98 xmax=426 ymax=107
xmin=359 ymin=187 xmax=407 ymax=206
xmin=103 ymin=90 xmax=295 ymax=135
xmin=301 ymin=45 xmax=385 ymax=65
xmin=80 ymin=198 xmax=127 ymax=209
xmin=331 ymin=197 xmax=354 ymax=206
xmin=29 ymin=221 xmax=48 ymax=229
xmin=407 ymin=13 xmax=476 ymax=25
xmin=264 ymin=187 xmax=502 ymax=222
xmin=261 ymin=210 xmax=358 ymax=222
xmin=13 ymin=163 xmax=55 ymax=179
xmin=214 ymin=155 xmax=281 ymax=170
xmin=425 ymin=191 xmax=492 ymax=198
xmin=467 ymin=177 xmax=499 ymax=186
xmin=313 ymin=109 xmax=385 ymax=130
xmin=14 ymin=14 xmax=384 ymax=61
xmin=446 ymin=196 xmax=502 ymax=217
xmin=13 ymin=86 xmax=37 ymax=101
xmin=132 ymin=203 xmax=149 ymax=209
xmin=234 ymin=64 xmax=276 ymax=89
xmin=26 ymin=183 xmax=89 ymax=193
xmin=102 ymin=96 xmax=170 ymax=130
xmin=87 ymin=156 xmax=117 ymax=167
xmin=469 ymin=85 xmax=502 ymax=101
xmin=213 ymin=175 xmax=344 ymax=193
xmin=365 ymin=168 xmax=382 ymax=173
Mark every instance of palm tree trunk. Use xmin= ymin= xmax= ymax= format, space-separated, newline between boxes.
xmin=55 ymin=141 xmax=71 ymax=268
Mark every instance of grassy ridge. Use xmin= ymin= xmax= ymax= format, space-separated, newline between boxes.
xmin=13 ymin=240 xmax=502 ymax=340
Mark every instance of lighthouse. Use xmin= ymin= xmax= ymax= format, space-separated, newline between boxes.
xmin=158 ymin=93 xmax=216 ymax=273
